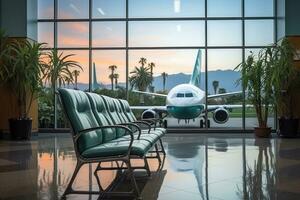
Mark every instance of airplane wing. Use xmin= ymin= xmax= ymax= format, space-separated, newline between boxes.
xmin=207 ymin=91 xmax=242 ymax=99
xmin=131 ymin=90 xmax=167 ymax=98
xmin=207 ymin=104 xmax=252 ymax=112
xmin=130 ymin=105 xmax=167 ymax=112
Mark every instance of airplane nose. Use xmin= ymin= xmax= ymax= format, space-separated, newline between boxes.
xmin=167 ymin=105 xmax=204 ymax=119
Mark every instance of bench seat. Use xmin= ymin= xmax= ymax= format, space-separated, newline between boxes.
xmin=82 ymin=139 xmax=152 ymax=158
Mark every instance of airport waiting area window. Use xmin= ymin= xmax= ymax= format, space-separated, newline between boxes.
xmin=37 ymin=0 xmax=276 ymax=130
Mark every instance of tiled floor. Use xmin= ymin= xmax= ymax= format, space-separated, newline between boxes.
xmin=0 ymin=133 xmax=300 ymax=200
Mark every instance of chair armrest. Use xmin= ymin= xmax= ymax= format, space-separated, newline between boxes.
xmin=76 ymin=125 xmax=135 ymax=157
xmin=120 ymin=122 xmax=142 ymax=138
xmin=76 ymin=125 xmax=134 ymax=142
xmin=130 ymin=121 xmax=153 ymax=138
xmin=138 ymin=119 xmax=160 ymax=129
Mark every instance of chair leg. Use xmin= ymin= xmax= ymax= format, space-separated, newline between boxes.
xmin=144 ymin=157 xmax=151 ymax=177
xmin=94 ymin=162 xmax=104 ymax=192
xmin=124 ymin=159 xmax=140 ymax=197
xmin=159 ymin=138 xmax=166 ymax=155
xmin=154 ymin=144 xmax=162 ymax=164
xmin=61 ymin=161 xmax=83 ymax=199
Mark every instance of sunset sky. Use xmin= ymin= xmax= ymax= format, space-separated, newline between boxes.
xmin=38 ymin=0 xmax=274 ymax=84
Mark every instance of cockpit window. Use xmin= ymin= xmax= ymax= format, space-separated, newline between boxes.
xmin=176 ymin=93 xmax=184 ymax=98
xmin=185 ymin=93 xmax=194 ymax=97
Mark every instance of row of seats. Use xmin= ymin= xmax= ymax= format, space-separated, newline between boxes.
xmin=58 ymin=88 xmax=166 ymax=198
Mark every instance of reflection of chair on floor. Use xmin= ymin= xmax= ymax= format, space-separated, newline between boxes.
xmin=58 ymin=89 xmax=166 ymax=199
xmin=140 ymin=170 xmax=167 ymax=200
xmin=95 ymin=163 xmax=167 ymax=200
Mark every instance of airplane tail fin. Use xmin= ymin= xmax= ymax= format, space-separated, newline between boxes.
xmin=189 ymin=49 xmax=202 ymax=87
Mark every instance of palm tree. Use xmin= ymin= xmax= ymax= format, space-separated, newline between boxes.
xmin=139 ymin=57 xmax=147 ymax=67
xmin=113 ymin=73 xmax=119 ymax=89
xmin=148 ymin=62 xmax=156 ymax=91
xmin=148 ymin=62 xmax=155 ymax=78
xmin=161 ymin=72 xmax=168 ymax=91
xmin=108 ymin=65 xmax=117 ymax=90
xmin=72 ymin=70 xmax=80 ymax=90
xmin=43 ymin=49 xmax=82 ymax=93
xmin=129 ymin=66 xmax=152 ymax=91
xmin=212 ymin=80 xmax=219 ymax=94
xmin=129 ymin=66 xmax=152 ymax=104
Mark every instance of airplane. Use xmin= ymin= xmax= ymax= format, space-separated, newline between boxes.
xmin=131 ymin=49 xmax=244 ymax=128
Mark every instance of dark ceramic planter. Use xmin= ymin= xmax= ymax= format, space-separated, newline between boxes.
xmin=9 ymin=118 xmax=32 ymax=140
xmin=278 ymin=118 xmax=299 ymax=138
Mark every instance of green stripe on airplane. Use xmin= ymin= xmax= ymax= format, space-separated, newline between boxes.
xmin=167 ymin=105 xmax=205 ymax=119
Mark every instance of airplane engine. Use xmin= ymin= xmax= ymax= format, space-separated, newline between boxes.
xmin=141 ymin=109 xmax=157 ymax=119
xmin=213 ymin=108 xmax=229 ymax=124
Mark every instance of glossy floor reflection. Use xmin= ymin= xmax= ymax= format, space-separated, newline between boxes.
xmin=1 ymin=133 xmax=300 ymax=200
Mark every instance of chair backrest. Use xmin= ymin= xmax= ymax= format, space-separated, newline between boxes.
xmin=58 ymin=88 xmax=102 ymax=153
xmin=112 ymin=98 xmax=130 ymax=123
xmin=101 ymin=95 xmax=126 ymax=137
xmin=119 ymin=99 xmax=137 ymax=122
xmin=86 ymin=92 xmax=118 ymax=143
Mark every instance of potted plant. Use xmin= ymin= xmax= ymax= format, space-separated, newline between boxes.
xmin=0 ymin=37 xmax=45 ymax=139
xmin=272 ymin=38 xmax=300 ymax=137
xmin=236 ymin=47 xmax=274 ymax=137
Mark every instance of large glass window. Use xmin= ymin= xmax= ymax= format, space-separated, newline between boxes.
xmin=92 ymin=0 xmax=126 ymax=18
xmin=58 ymin=0 xmax=89 ymax=19
xmin=207 ymin=20 xmax=242 ymax=46
xmin=245 ymin=0 xmax=274 ymax=17
xmin=207 ymin=49 xmax=243 ymax=128
xmin=129 ymin=0 xmax=205 ymax=18
xmin=92 ymin=22 xmax=126 ymax=47
xmin=38 ymin=0 xmax=277 ymax=130
xmin=92 ymin=50 xmax=126 ymax=92
xmin=245 ymin=20 xmax=274 ymax=46
xmin=129 ymin=21 xmax=205 ymax=47
xmin=38 ymin=0 xmax=54 ymax=19
xmin=208 ymin=0 xmax=241 ymax=17
xmin=57 ymin=22 xmax=89 ymax=48
xmin=38 ymin=23 xmax=54 ymax=48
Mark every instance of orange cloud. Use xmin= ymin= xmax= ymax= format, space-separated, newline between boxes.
xmin=93 ymin=39 xmax=125 ymax=47
xmin=58 ymin=22 xmax=89 ymax=36
xmin=67 ymin=22 xmax=89 ymax=33
xmin=58 ymin=35 xmax=88 ymax=47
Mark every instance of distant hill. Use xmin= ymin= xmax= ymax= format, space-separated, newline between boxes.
xmin=152 ymin=70 xmax=241 ymax=94
xmin=76 ymin=70 xmax=241 ymax=93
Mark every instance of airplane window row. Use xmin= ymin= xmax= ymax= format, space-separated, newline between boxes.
xmin=176 ymin=93 xmax=194 ymax=98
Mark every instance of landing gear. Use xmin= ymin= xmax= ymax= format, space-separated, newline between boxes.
xmin=200 ymin=118 xmax=210 ymax=128
xmin=163 ymin=120 xmax=168 ymax=128
xmin=200 ymin=119 xmax=204 ymax=128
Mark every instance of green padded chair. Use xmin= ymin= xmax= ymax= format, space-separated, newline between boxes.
xmin=58 ymin=88 xmax=151 ymax=198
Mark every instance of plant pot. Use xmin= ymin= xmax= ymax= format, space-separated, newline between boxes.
xmin=278 ymin=118 xmax=299 ymax=138
xmin=254 ymin=127 xmax=271 ymax=138
xmin=9 ymin=118 xmax=32 ymax=140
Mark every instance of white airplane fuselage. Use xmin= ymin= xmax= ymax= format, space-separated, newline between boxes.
xmin=166 ymin=84 xmax=206 ymax=119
